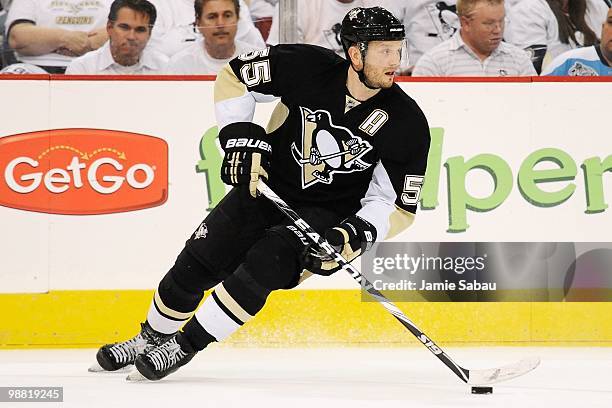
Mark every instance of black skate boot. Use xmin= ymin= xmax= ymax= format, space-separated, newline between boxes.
xmin=91 ymin=321 xmax=174 ymax=372
xmin=132 ymin=333 xmax=196 ymax=381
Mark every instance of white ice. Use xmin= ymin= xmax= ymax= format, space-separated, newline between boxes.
xmin=1 ymin=347 xmax=611 ymax=408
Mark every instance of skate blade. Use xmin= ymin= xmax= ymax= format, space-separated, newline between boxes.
xmin=88 ymin=362 xmax=133 ymax=373
xmin=126 ymin=369 xmax=148 ymax=382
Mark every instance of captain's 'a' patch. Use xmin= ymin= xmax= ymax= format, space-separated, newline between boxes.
xmin=291 ymin=107 xmax=373 ymax=188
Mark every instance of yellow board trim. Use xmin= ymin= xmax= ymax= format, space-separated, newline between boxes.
xmin=1 ymin=290 xmax=612 ymax=348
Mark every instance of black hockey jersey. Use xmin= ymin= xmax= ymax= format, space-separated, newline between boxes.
xmin=215 ymin=44 xmax=430 ymax=240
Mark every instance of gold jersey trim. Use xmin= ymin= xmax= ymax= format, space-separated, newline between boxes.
xmin=386 ymin=206 xmax=415 ymax=240
xmin=214 ymin=64 xmax=248 ymax=104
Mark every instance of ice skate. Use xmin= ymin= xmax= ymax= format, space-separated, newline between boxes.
xmin=89 ymin=321 xmax=173 ymax=372
xmin=129 ymin=334 xmax=196 ymax=381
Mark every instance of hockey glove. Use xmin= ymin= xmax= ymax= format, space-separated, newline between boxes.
xmin=219 ymin=122 xmax=272 ymax=198
xmin=304 ymin=215 xmax=377 ymax=276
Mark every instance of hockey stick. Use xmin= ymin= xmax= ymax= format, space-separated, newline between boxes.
xmin=257 ymin=180 xmax=540 ymax=386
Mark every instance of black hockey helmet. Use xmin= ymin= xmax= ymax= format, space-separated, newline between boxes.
xmin=340 ymin=7 xmax=405 ymax=58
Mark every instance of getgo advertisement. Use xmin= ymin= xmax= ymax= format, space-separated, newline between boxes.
xmin=0 ymin=129 xmax=168 ymax=215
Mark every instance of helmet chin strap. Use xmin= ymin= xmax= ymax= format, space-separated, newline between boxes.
xmin=357 ymin=68 xmax=379 ymax=90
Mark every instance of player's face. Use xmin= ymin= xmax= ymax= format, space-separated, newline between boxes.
xmin=107 ymin=8 xmax=152 ymax=65
xmin=601 ymin=9 xmax=612 ymax=64
xmin=197 ymin=0 xmax=239 ymax=49
xmin=461 ymin=2 xmax=505 ymax=57
xmin=362 ymin=40 xmax=403 ymax=89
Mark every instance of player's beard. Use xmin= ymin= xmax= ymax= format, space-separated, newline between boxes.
xmin=362 ymin=62 xmax=394 ymax=89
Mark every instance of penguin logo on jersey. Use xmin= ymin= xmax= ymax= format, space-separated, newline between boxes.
xmin=569 ymin=61 xmax=598 ymax=76
xmin=291 ymin=108 xmax=373 ymax=188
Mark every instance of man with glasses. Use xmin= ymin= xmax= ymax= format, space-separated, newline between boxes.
xmin=412 ymin=0 xmax=536 ymax=76
xmin=66 ymin=0 xmax=167 ymax=75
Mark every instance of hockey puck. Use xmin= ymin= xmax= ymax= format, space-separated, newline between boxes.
xmin=471 ymin=386 xmax=493 ymax=394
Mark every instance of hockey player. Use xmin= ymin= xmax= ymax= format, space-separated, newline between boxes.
xmin=91 ymin=6 xmax=431 ymax=381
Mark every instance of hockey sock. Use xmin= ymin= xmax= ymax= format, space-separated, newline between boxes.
xmin=187 ymin=265 xmax=270 ymax=348
xmin=146 ymin=291 xmax=193 ymax=335
xmin=179 ymin=317 xmax=216 ymax=352
xmin=147 ymin=250 xmax=221 ymax=334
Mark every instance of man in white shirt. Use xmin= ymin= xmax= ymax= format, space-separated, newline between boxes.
xmin=166 ymin=0 xmax=256 ymax=74
xmin=5 ymin=0 xmax=112 ymax=73
xmin=65 ymin=0 xmax=167 ymax=75
xmin=267 ymin=0 xmax=364 ymax=57
xmin=148 ymin=0 xmax=264 ymax=57
xmin=413 ymin=0 xmax=536 ymax=76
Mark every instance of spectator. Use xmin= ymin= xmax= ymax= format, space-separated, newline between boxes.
xmin=148 ymin=0 xmax=264 ymax=57
xmin=267 ymin=0 xmax=364 ymax=57
xmin=413 ymin=0 xmax=536 ymax=76
xmin=65 ymin=0 xmax=167 ymax=75
xmin=166 ymin=0 xmax=256 ymax=74
xmin=364 ymin=0 xmax=460 ymax=72
xmin=5 ymin=0 xmax=112 ymax=73
xmin=542 ymin=6 xmax=611 ymax=75
xmin=505 ymin=0 xmax=598 ymax=73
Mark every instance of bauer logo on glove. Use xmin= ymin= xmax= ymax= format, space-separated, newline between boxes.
xmin=224 ymin=137 xmax=272 ymax=153
xmin=219 ymin=122 xmax=272 ymax=198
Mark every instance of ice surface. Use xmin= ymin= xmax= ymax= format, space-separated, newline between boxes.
xmin=1 ymin=347 xmax=611 ymax=408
